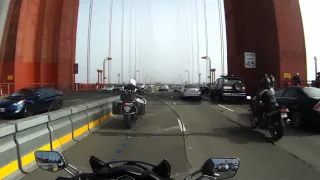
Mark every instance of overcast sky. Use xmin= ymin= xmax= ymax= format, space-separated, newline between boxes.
xmin=75 ymin=0 xmax=320 ymax=84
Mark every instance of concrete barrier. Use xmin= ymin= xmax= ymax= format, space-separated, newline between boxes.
xmin=0 ymin=96 xmax=120 ymax=180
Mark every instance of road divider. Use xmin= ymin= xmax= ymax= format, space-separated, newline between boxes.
xmin=0 ymin=96 xmax=120 ymax=180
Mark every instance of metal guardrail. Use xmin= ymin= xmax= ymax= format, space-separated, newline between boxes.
xmin=0 ymin=96 xmax=120 ymax=180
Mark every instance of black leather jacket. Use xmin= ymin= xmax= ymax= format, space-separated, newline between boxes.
xmin=259 ymin=87 xmax=277 ymax=106
xmin=123 ymin=84 xmax=143 ymax=94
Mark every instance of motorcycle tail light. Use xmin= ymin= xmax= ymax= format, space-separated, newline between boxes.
xmin=280 ymin=108 xmax=289 ymax=113
xmin=124 ymin=102 xmax=131 ymax=105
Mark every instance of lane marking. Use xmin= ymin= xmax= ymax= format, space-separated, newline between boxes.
xmin=177 ymin=118 xmax=186 ymax=132
xmin=218 ymin=104 xmax=234 ymax=112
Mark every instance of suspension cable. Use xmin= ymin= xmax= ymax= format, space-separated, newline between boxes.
xmin=203 ymin=0 xmax=209 ymax=83
xmin=87 ymin=0 xmax=93 ymax=83
xmin=195 ymin=0 xmax=200 ymax=83
xmin=121 ymin=0 xmax=124 ymax=83
xmin=129 ymin=0 xmax=132 ymax=79
xmin=107 ymin=0 xmax=113 ymax=84
xmin=218 ymin=0 xmax=225 ymax=75
xmin=134 ymin=2 xmax=137 ymax=80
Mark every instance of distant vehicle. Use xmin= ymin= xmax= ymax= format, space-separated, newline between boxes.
xmin=102 ymin=85 xmax=114 ymax=92
xmin=180 ymin=84 xmax=201 ymax=100
xmin=113 ymin=85 xmax=125 ymax=94
xmin=159 ymin=84 xmax=169 ymax=91
xmin=137 ymin=84 xmax=146 ymax=90
xmin=210 ymin=75 xmax=246 ymax=101
xmin=174 ymin=85 xmax=182 ymax=92
xmin=0 ymin=87 xmax=63 ymax=118
xmin=197 ymin=83 xmax=209 ymax=95
xmin=275 ymin=86 xmax=320 ymax=128
xmin=218 ymin=163 xmax=229 ymax=171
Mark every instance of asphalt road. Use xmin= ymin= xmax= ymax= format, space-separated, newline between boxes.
xmin=0 ymin=91 xmax=116 ymax=122
xmin=23 ymin=91 xmax=320 ymax=180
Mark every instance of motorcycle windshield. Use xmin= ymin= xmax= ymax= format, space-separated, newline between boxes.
xmin=25 ymin=94 xmax=190 ymax=179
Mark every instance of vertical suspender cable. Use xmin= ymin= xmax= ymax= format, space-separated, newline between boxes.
xmin=203 ymin=0 xmax=209 ymax=84
xmin=107 ymin=0 xmax=113 ymax=84
xmin=190 ymin=2 xmax=195 ymax=83
xmin=138 ymin=4 xmax=141 ymax=83
xmin=134 ymin=3 xmax=137 ymax=80
xmin=129 ymin=0 xmax=132 ymax=79
xmin=121 ymin=0 xmax=124 ymax=83
xmin=195 ymin=0 xmax=200 ymax=83
xmin=87 ymin=0 xmax=93 ymax=83
xmin=218 ymin=0 xmax=225 ymax=75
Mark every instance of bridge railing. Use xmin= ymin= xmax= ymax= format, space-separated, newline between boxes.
xmin=0 ymin=83 xmax=123 ymax=97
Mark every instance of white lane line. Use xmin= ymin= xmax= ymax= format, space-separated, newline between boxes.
xmin=177 ymin=118 xmax=186 ymax=132
xmin=218 ymin=104 xmax=234 ymax=112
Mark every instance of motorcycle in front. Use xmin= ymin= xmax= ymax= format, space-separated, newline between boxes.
xmin=247 ymin=96 xmax=290 ymax=141
xmin=112 ymin=89 xmax=147 ymax=129
xmin=34 ymin=150 xmax=240 ymax=180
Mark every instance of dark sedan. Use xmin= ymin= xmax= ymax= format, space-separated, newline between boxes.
xmin=0 ymin=87 xmax=63 ymax=118
xmin=275 ymin=87 xmax=320 ymax=128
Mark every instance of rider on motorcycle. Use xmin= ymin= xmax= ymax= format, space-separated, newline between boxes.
xmin=255 ymin=75 xmax=277 ymax=126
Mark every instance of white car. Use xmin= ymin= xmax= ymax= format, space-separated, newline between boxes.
xmin=102 ymin=85 xmax=114 ymax=92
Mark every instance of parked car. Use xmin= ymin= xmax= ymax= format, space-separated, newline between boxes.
xmin=210 ymin=75 xmax=246 ymax=101
xmin=180 ymin=84 xmax=201 ymax=100
xmin=0 ymin=87 xmax=63 ymax=118
xmin=159 ymin=84 xmax=169 ymax=91
xmin=275 ymin=86 xmax=320 ymax=128
xmin=102 ymin=85 xmax=114 ymax=92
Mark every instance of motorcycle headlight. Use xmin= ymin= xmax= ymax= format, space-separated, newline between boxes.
xmin=13 ymin=100 xmax=25 ymax=106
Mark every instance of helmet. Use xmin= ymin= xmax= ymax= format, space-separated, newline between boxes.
xmin=129 ymin=79 xmax=136 ymax=86
xmin=261 ymin=76 xmax=271 ymax=88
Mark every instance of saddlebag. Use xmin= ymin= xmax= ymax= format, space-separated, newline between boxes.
xmin=112 ymin=101 xmax=123 ymax=115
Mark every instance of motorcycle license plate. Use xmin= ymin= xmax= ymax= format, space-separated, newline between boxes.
xmin=124 ymin=106 xmax=131 ymax=112
xmin=281 ymin=113 xmax=287 ymax=118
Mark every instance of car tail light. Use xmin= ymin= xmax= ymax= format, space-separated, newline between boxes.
xmin=313 ymin=101 xmax=320 ymax=112
xmin=242 ymin=87 xmax=246 ymax=92
xmin=280 ymin=108 xmax=289 ymax=113
xmin=124 ymin=102 xmax=131 ymax=105
xmin=59 ymin=91 xmax=63 ymax=95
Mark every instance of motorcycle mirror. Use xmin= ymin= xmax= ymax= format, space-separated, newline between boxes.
xmin=34 ymin=150 xmax=67 ymax=172
xmin=152 ymin=159 xmax=171 ymax=178
xmin=201 ymin=158 xmax=240 ymax=179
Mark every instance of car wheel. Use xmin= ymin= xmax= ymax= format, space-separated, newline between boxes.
xmin=291 ymin=112 xmax=302 ymax=129
xmin=23 ymin=104 xmax=32 ymax=118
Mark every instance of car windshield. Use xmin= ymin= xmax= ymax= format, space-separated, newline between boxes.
xmin=303 ymin=87 xmax=320 ymax=98
xmin=11 ymin=88 xmax=35 ymax=97
xmin=223 ymin=79 xmax=244 ymax=86
xmin=185 ymin=84 xmax=199 ymax=88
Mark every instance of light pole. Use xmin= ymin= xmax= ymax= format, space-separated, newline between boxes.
xmin=136 ymin=70 xmax=139 ymax=83
xmin=102 ymin=57 xmax=108 ymax=84
xmin=315 ymin=56 xmax=318 ymax=79
xmin=201 ymin=56 xmax=211 ymax=84
xmin=185 ymin=70 xmax=190 ymax=83
xmin=145 ymin=75 xmax=148 ymax=85
xmin=178 ymin=75 xmax=182 ymax=84
xmin=117 ymin=73 xmax=120 ymax=84
xmin=198 ymin=73 xmax=201 ymax=84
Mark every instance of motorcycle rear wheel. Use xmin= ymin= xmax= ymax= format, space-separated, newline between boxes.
xmin=249 ymin=114 xmax=258 ymax=129
xmin=124 ymin=114 xmax=133 ymax=129
xmin=269 ymin=116 xmax=284 ymax=141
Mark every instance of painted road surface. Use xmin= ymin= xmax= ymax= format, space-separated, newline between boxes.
xmin=23 ymin=92 xmax=320 ymax=180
